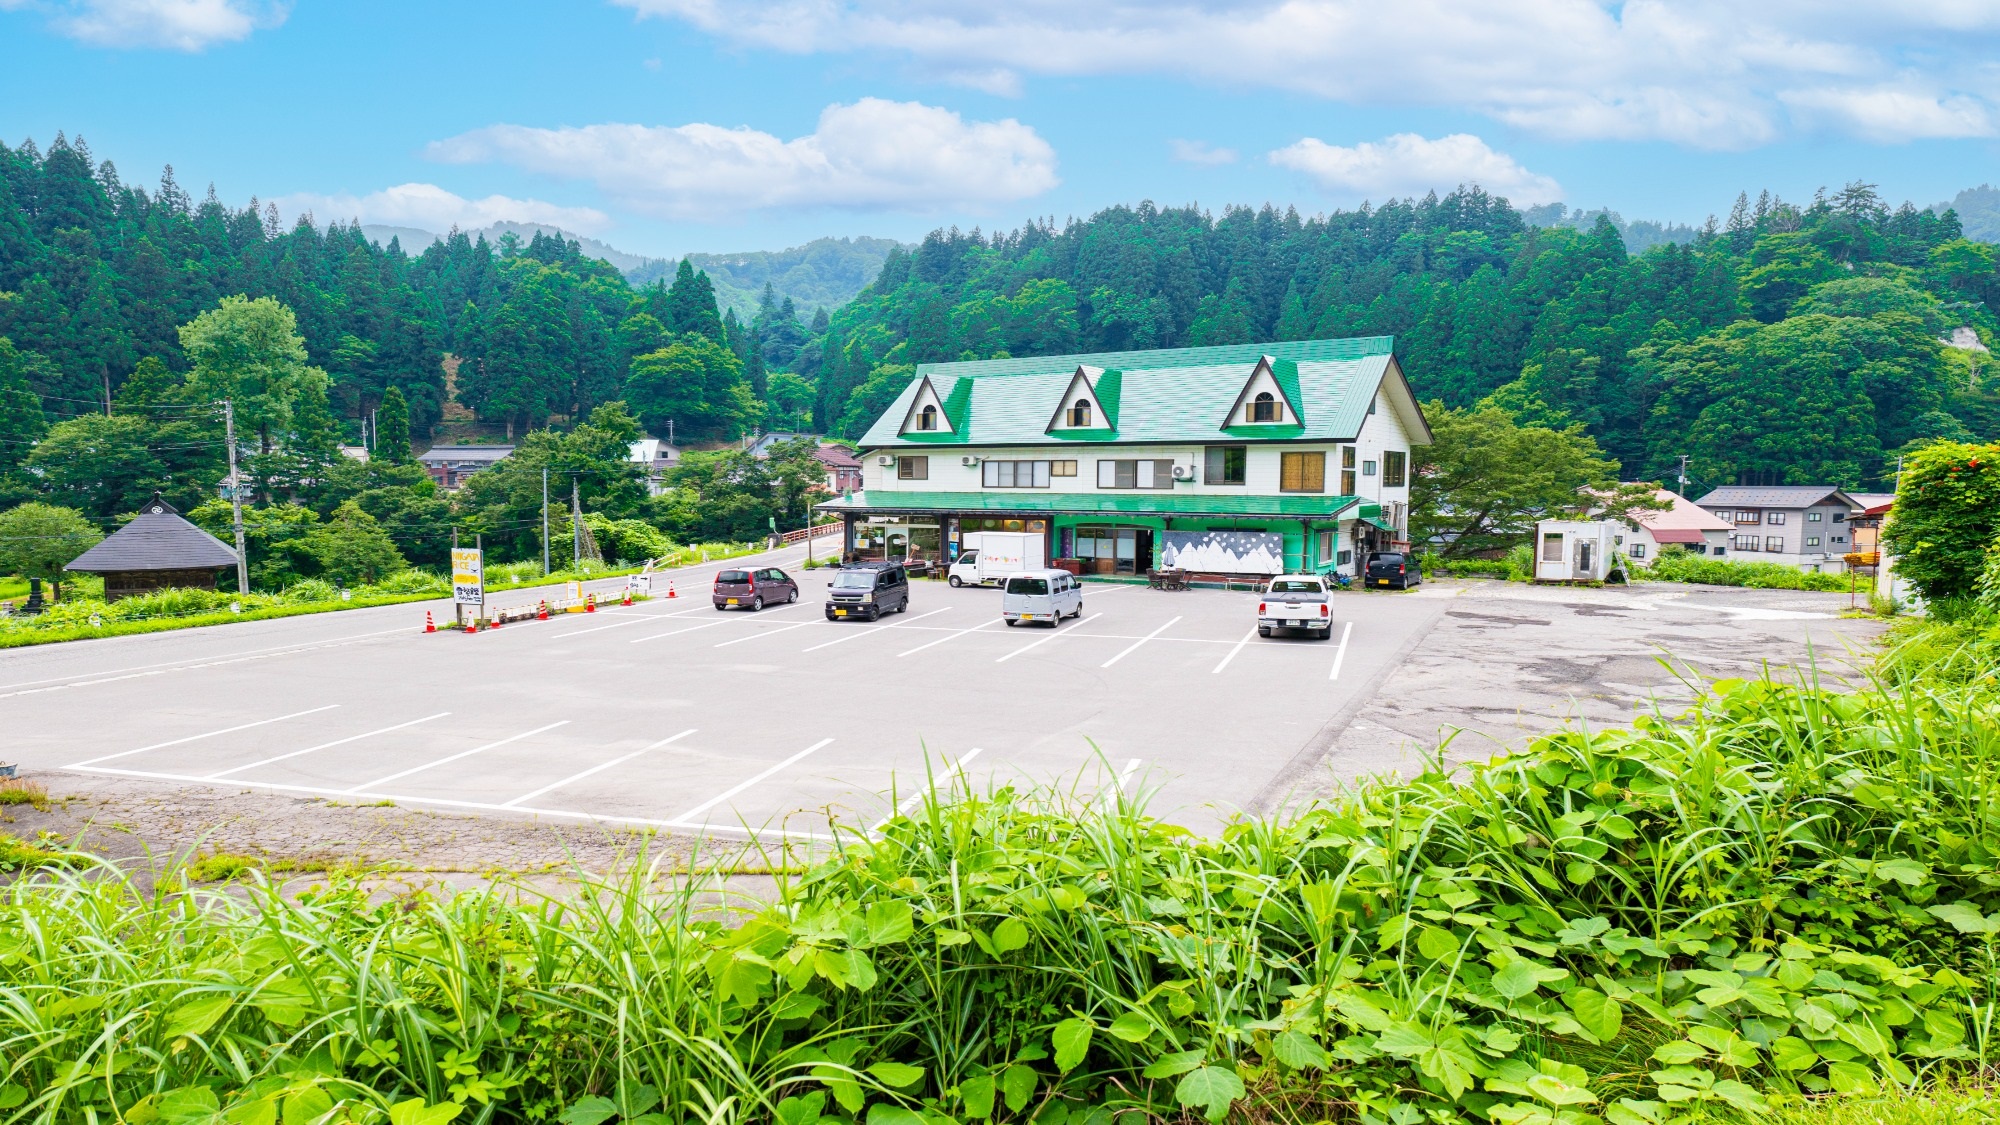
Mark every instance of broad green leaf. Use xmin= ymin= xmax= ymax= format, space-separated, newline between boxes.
xmin=1651 ymin=1041 xmax=1706 ymax=1065
xmin=1605 ymin=1100 xmax=1664 ymax=1125
xmin=1564 ymin=861 xmax=1596 ymax=885
xmin=1374 ymin=1024 xmax=1432 ymax=1057
xmin=163 ymin=995 xmax=233 ymax=1039
xmin=866 ymin=1105 xmax=925 ymax=1125
xmin=1769 ymin=1037 xmax=1819 ymax=1071
xmin=158 ymin=1087 xmax=221 ymax=1123
xmin=768 ymin=992 xmax=823 ymax=1022
xmin=716 ymin=954 xmax=771 ymax=1007
xmin=281 ymin=1087 xmax=333 ymax=1125
xmin=992 ymin=917 xmax=1031 ymax=954
xmin=250 ymin=977 xmax=313 ymax=1027
xmin=814 ymin=1069 xmax=864 ymax=1116
xmin=1416 ymin=926 xmax=1459 ymax=961
xmin=1142 ymin=1050 xmax=1205 ymax=1079
xmin=1834 ymin=1021 xmax=1889 ymax=1056
xmin=226 ymin=1097 xmax=276 ymax=1125
xmin=958 ymin=1074 xmax=995 ymax=1120
xmin=1825 ymin=1061 xmax=1878 ymax=1096
xmin=617 ymin=1083 xmax=660 ymax=1117
xmin=1327 ymin=989 xmax=1394 ymax=1031
xmin=1710 ymin=1080 xmax=1768 ymax=1114
xmin=864 ymin=900 xmax=914 ymax=946
xmin=0 ymin=1086 xmax=26 ymax=1112
xmin=1927 ymin=902 xmax=1996 ymax=934
xmin=1526 ymin=1073 xmax=1598 ymax=1107
xmin=1872 ymin=858 xmax=1929 ymax=886
xmin=387 ymin=1101 xmax=463 ymax=1125
xmin=558 ymin=1097 xmax=618 ymax=1125
xmin=1174 ymin=1066 xmax=1246 ymax=1124
xmin=935 ymin=928 xmax=972 ymax=947
xmin=1566 ymin=988 xmax=1621 ymax=1041
xmin=774 ymin=1093 xmax=827 ymax=1125
xmin=867 ymin=1062 xmax=924 ymax=1089
xmin=1272 ymin=1029 xmax=1330 ymax=1070
xmin=1052 ymin=1017 xmax=1092 ymax=1073
xmin=1492 ymin=959 xmax=1545 ymax=1000
xmin=1555 ymin=916 xmax=1611 ymax=945
xmin=999 ymin=1063 xmax=1038 ymax=1113
xmin=1108 ymin=1012 xmax=1154 ymax=1042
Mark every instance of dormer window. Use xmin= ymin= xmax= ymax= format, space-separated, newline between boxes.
xmin=1249 ymin=392 xmax=1279 ymax=423
xmin=918 ymin=405 xmax=938 ymax=431
xmin=1068 ymin=399 xmax=1092 ymax=427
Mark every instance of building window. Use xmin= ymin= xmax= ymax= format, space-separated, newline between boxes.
xmin=1733 ymin=534 xmax=1760 ymax=551
xmin=1362 ymin=460 xmax=1377 ymax=477
xmin=1068 ymin=400 xmax=1092 ymax=427
xmin=1805 ymin=536 xmax=1821 ymax=547
xmin=1807 ymin=511 xmax=1822 ymax=522
xmin=1542 ymin=533 xmax=1564 ymax=562
xmin=1096 ymin=459 xmax=1174 ymax=489
xmin=1051 ymin=460 xmax=1077 ymax=477
xmin=897 ymin=456 xmax=928 ymax=480
xmin=1766 ymin=512 xmax=1786 ymax=525
xmin=1832 ymin=512 xmax=1847 ymax=522
xmin=1629 ymin=542 xmax=1647 ymax=559
xmin=1340 ymin=446 xmax=1357 ymax=495
xmin=1318 ymin=530 xmax=1335 ymax=560
xmin=1766 ymin=536 xmax=1785 ymax=552
xmin=1204 ymin=446 xmax=1247 ymax=485
xmin=983 ymin=460 xmax=1052 ymax=488
xmin=1832 ymin=535 xmax=1846 ymax=544
xmin=917 ymin=405 xmax=937 ymax=431
xmin=1735 ymin=511 xmax=1760 ymax=525
xmin=1383 ymin=450 xmax=1407 ymax=487
xmin=1280 ymin=451 xmax=1325 ymax=493
xmin=1249 ymin=392 xmax=1279 ymax=423
xmin=1337 ymin=549 xmax=1352 ymax=565
xmin=1713 ymin=547 xmax=1725 ymax=556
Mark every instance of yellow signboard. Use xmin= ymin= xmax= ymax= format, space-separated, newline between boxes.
xmin=451 ymin=547 xmax=484 ymax=606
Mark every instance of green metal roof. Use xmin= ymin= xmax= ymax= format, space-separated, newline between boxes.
xmin=816 ymin=491 xmax=1363 ymax=520
xmin=860 ymin=337 xmax=1411 ymax=449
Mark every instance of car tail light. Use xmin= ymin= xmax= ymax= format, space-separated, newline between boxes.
xmin=1320 ymin=603 xmax=1330 ymax=617
xmin=1258 ymin=603 xmax=1267 ymax=615
xmin=1397 ymin=565 xmax=1405 ymax=574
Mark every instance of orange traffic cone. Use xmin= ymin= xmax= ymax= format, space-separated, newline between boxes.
xmin=537 ymin=600 xmax=549 ymax=620
xmin=622 ymin=587 xmax=633 ymax=606
xmin=490 ymin=614 xmax=502 ymax=629
xmin=586 ymin=593 xmax=597 ymax=613
xmin=666 ymin=581 xmax=678 ymax=599
xmin=424 ymin=611 xmax=435 ymax=633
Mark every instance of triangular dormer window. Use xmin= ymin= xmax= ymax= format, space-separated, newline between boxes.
xmin=1046 ymin=365 xmax=1116 ymax=433
xmin=1222 ymin=356 xmax=1303 ymax=428
xmin=898 ymin=376 xmax=954 ymax=436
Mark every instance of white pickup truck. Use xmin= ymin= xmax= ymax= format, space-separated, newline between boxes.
xmin=1257 ymin=574 xmax=1334 ymax=639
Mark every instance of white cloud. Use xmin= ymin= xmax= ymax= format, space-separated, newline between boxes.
xmin=1169 ymin=138 xmax=1237 ymax=166
xmin=610 ymin=0 xmax=2000 ymax=147
xmin=272 ymin=183 xmax=612 ymax=237
xmin=426 ymin=98 xmax=1058 ymax=220
xmin=0 ymin=0 xmax=285 ymax=50
xmin=1270 ymin=133 xmax=1563 ymax=205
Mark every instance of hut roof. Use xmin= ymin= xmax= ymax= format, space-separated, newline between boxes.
xmin=64 ymin=494 xmax=240 ymax=574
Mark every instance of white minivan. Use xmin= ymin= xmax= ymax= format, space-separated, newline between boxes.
xmin=1000 ymin=569 xmax=1083 ymax=626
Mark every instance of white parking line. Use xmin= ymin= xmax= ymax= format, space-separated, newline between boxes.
xmin=801 ymin=607 xmax=952 ymax=652
xmin=342 ymin=720 xmax=569 ymax=793
xmin=873 ymin=747 xmax=984 ymax=829
xmin=204 ymin=712 xmax=451 ymax=779
xmin=898 ymin=616 xmax=1003 ymax=657
xmin=714 ymin=619 xmax=816 ymax=648
xmin=67 ymin=704 xmax=341 ymax=768
xmin=501 ymin=728 xmax=695 ymax=808
xmin=1100 ymin=616 xmax=1181 ymax=668
xmin=668 ymin=737 xmax=834 ymax=826
xmin=1329 ymin=621 xmax=1354 ymax=680
xmin=540 ymin=603 xmax=712 ymax=638
xmin=1212 ymin=628 xmax=1258 ymax=674
xmin=0 ymin=630 xmax=407 ymax=701
xmin=995 ymin=614 xmax=1101 ymax=662
xmin=629 ymin=602 xmax=806 ymax=644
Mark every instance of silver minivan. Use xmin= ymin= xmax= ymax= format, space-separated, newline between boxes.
xmin=1001 ymin=569 xmax=1083 ymax=626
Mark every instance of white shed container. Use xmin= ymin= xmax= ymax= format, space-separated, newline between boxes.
xmin=1534 ymin=520 xmax=1621 ymax=583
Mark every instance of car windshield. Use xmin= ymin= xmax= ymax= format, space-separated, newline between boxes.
xmin=1269 ymin=579 xmax=1324 ymax=594
xmin=717 ymin=570 xmax=751 ymax=583
xmin=831 ymin=571 xmax=875 ymax=589
xmin=1371 ymin=553 xmax=1405 ymax=565
xmin=1007 ymin=577 xmax=1049 ymax=595
xmin=958 ymin=552 xmax=977 ymax=562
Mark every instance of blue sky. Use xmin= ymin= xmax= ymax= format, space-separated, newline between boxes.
xmin=5 ymin=0 xmax=2000 ymax=258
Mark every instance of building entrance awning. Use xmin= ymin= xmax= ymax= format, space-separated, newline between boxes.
xmin=816 ymin=490 xmax=1362 ymax=521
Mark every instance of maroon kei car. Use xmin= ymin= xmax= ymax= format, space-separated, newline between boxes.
xmin=712 ymin=567 xmax=799 ymax=611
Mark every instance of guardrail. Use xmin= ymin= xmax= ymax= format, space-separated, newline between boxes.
xmin=781 ymin=523 xmax=843 ymax=545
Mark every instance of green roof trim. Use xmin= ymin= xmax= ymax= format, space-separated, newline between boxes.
xmin=857 ymin=336 xmax=1406 ymax=449
xmin=816 ymin=490 xmax=1363 ymax=520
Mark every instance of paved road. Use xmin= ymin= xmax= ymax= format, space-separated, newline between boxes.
xmin=1 ymin=546 xmax=1450 ymax=838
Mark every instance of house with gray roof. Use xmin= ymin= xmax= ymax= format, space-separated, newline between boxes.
xmin=817 ymin=336 xmax=1430 ymax=578
xmin=418 ymin=445 xmax=514 ymax=490
xmin=1692 ymin=485 xmax=1865 ymax=572
xmin=64 ymin=494 xmax=241 ymax=601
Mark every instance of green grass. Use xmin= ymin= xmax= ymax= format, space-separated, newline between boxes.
xmin=1640 ymin=548 xmax=1850 ymax=590
xmin=4 ymin=626 xmax=1997 ymax=1122
xmin=1767 ymin=1082 xmax=2000 ymax=1125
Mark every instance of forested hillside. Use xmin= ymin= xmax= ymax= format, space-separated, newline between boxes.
xmin=812 ymin=186 xmax=2000 ymax=490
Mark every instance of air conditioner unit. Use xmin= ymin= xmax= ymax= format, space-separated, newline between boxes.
xmin=1171 ymin=464 xmax=1196 ymax=481
xmin=877 ymin=455 xmax=894 ymax=467
xmin=961 ymin=455 xmax=982 ymax=467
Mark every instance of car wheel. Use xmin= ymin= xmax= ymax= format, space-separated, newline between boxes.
xmin=750 ymin=596 xmax=764 ymax=611
xmin=868 ymin=608 xmax=881 ymax=622
xmin=1258 ymin=626 xmax=1272 ymax=638
xmin=948 ymin=575 xmax=963 ymax=587
xmin=788 ymin=589 xmax=798 ymax=603
xmin=713 ymin=602 xmax=725 ymax=611
xmin=1005 ymin=618 xmax=1018 ymax=627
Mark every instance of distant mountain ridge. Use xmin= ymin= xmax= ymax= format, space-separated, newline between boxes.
xmin=357 ymin=222 xmax=903 ymax=318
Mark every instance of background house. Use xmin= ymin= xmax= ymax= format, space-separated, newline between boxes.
xmin=418 ymin=445 xmax=514 ymax=490
xmin=1692 ymin=486 xmax=1862 ymax=572
xmin=1624 ymin=488 xmax=1734 ymax=561
xmin=63 ymin=494 xmax=240 ymax=601
xmin=629 ymin=439 xmax=681 ymax=496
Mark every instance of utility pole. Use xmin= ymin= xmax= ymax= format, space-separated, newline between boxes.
xmin=572 ymin=476 xmax=582 ymax=568
xmin=542 ymin=466 xmax=551 ymax=576
xmin=222 ymin=400 xmax=249 ymax=595
xmin=1677 ymin=454 xmax=1690 ymax=497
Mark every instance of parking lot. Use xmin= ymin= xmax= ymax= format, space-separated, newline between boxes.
xmin=0 ymin=547 xmax=1883 ymax=842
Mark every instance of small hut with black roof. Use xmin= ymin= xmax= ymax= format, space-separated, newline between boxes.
xmin=64 ymin=494 xmax=241 ymax=601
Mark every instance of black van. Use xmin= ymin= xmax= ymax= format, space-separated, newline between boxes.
xmin=825 ymin=562 xmax=910 ymax=621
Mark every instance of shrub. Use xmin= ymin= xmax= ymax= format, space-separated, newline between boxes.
xmin=361 ymin=569 xmax=448 ymax=596
xmin=1881 ymin=440 xmax=2000 ymax=601
xmin=1647 ymin=546 xmax=1848 ymax=590
xmin=281 ymin=578 xmax=339 ymax=603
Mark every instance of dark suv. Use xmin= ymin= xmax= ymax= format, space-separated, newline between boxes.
xmin=712 ymin=567 xmax=799 ymax=611
xmin=825 ymin=562 xmax=910 ymax=621
xmin=1364 ymin=551 xmax=1421 ymax=590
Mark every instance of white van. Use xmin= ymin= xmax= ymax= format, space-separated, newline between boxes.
xmin=1000 ymin=569 xmax=1083 ymax=626
xmin=949 ymin=531 xmax=1045 ymax=587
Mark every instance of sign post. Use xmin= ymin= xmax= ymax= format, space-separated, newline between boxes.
xmin=451 ymin=545 xmax=485 ymax=627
